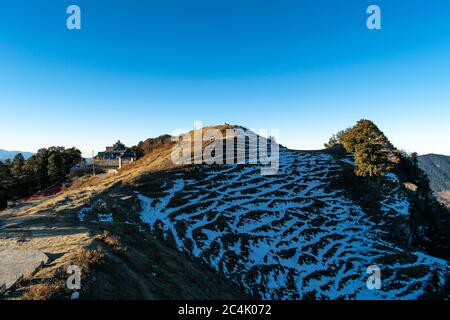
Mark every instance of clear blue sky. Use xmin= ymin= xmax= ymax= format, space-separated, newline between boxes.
xmin=0 ymin=0 xmax=449 ymax=157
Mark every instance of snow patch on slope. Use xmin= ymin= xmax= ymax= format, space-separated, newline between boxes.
xmin=137 ymin=149 xmax=449 ymax=299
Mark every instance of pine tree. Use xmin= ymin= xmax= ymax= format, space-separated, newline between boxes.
xmin=22 ymin=156 xmax=40 ymax=194
xmin=324 ymin=130 xmax=348 ymax=148
xmin=324 ymin=134 xmax=339 ymax=148
xmin=0 ymin=161 xmax=12 ymax=209
xmin=35 ymin=148 xmax=50 ymax=188
xmin=341 ymin=119 xmax=392 ymax=153
xmin=47 ymin=152 xmax=64 ymax=183
xmin=354 ymin=137 xmax=393 ymax=177
xmin=62 ymin=148 xmax=82 ymax=173
xmin=325 ymin=119 xmax=395 ymax=177
xmin=1 ymin=147 xmax=82 ymax=204
xmin=10 ymin=153 xmax=25 ymax=178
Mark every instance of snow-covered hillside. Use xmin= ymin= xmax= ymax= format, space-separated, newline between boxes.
xmin=135 ymin=148 xmax=449 ymax=299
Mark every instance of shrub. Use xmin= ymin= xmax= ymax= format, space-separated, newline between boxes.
xmin=72 ymin=248 xmax=106 ymax=273
xmin=99 ymin=231 xmax=127 ymax=253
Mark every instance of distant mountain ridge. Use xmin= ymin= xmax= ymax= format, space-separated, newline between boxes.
xmin=418 ymin=154 xmax=450 ymax=193
xmin=0 ymin=149 xmax=34 ymax=161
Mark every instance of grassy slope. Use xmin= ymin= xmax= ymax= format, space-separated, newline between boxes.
xmin=1 ymin=125 xmax=251 ymax=299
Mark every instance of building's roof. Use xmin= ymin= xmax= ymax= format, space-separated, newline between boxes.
xmin=97 ymin=142 xmax=136 ymax=158
xmin=106 ymin=140 xmax=127 ymax=151
xmin=103 ymin=150 xmax=128 ymax=154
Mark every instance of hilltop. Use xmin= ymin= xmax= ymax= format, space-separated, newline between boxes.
xmin=1 ymin=124 xmax=449 ymax=300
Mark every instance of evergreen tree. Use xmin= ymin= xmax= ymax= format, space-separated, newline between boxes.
xmin=22 ymin=156 xmax=40 ymax=195
xmin=0 ymin=161 xmax=12 ymax=209
xmin=35 ymin=148 xmax=50 ymax=188
xmin=354 ymin=137 xmax=393 ymax=177
xmin=10 ymin=153 xmax=25 ymax=178
xmin=130 ymin=146 xmax=145 ymax=159
xmin=0 ymin=147 xmax=82 ymax=207
xmin=47 ymin=152 xmax=64 ymax=183
xmin=324 ymin=129 xmax=349 ymax=148
xmin=324 ymin=134 xmax=339 ymax=148
xmin=341 ymin=119 xmax=392 ymax=153
xmin=62 ymin=148 xmax=82 ymax=173
xmin=325 ymin=119 xmax=394 ymax=177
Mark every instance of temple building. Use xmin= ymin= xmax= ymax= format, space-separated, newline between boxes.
xmin=96 ymin=140 xmax=136 ymax=161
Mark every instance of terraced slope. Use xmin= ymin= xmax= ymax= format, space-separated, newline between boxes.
xmin=133 ymin=147 xmax=449 ymax=299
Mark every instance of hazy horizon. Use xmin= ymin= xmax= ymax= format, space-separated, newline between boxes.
xmin=1 ymin=0 xmax=450 ymax=157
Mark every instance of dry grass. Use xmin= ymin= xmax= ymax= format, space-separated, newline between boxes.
xmin=71 ymin=247 xmax=106 ymax=273
xmin=18 ymin=247 xmax=106 ymax=300
xmin=19 ymin=267 xmax=68 ymax=300
xmin=98 ymin=230 xmax=127 ymax=253
xmin=20 ymin=282 xmax=65 ymax=300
